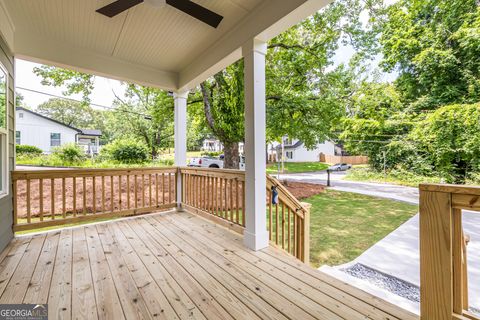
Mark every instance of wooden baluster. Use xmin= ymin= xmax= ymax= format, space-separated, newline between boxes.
xmin=26 ymin=179 xmax=31 ymax=224
xmin=102 ymin=175 xmax=106 ymax=213
xmin=82 ymin=177 xmax=86 ymax=215
xmin=275 ymin=202 xmax=279 ymax=245
xmin=142 ymin=174 xmax=145 ymax=208
xmin=462 ymin=232 xmax=469 ymax=311
xmin=39 ymin=178 xmax=44 ymax=221
xmin=235 ymin=179 xmax=239 ymax=224
xmin=110 ymin=176 xmax=114 ymax=212
xmin=62 ymin=177 xmax=66 ymax=219
xmin=206 ymin=176 xmax=210 ymax=212
xmin=73 ymin=177 xmax=77 ymax=217
xmin=302 ymin=208 xmax=310 ymax=264
xmin=12 ymin=180 xmax=18 ymax=227
xmin=219 ymin=178 xmax=224 ymax=218
xmin=452 ymin=208 xmax=465 ymax=315
xmin=281 ymin=202 xmax=285 ymax=249
xmin=229 ymin=179 xmax=234 ymax=222
xmin=213 ymin=177 xmax=218 ymax=215
xmin=50 ymin=178 xmax=55 ymax=220
xmin=287 ymin=207 xmax=291 ymax=254
xmin=204 ymin=175 xmax=207 ymax=210
xmin=134 ymin=175 xmax=138 ymax=208
xmin=224 ymin=179 xmax=228 ymax=219
xmin=149 ymin=174 xmax=153 ymax=207
xmin=268 ymin=189 xmax=272 ymax=240
xmin=162 ymin=173 xmax=166 ymax=205
xmin=119 ymin=175 xmax=123 ymax=210
xmin=293 ymin=214 xmax=297 ymax=258
xmin=127 ymin=174 xmax=131 ymax=209
xmin=242 ymin=181 xmax=246 ymax=227
xmin=169 ymin=173 xmax=173 ymax=204
xmin=155 ymin=174 xmax=159 ymax=207
xmin=92 ymin=176 xmax=97 ymax=214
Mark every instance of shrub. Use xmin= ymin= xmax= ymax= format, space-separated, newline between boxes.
xmin=52 ymin=143 xmax=85 ymax=164
xmin=201 ymin=151 xmax=222 ymax=158
xmin=102 ymin=139 xmax=148 ymax=164
xmin=16 ymin=145 xmax=42 ymax=156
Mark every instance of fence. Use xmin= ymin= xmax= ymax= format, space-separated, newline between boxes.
xmin=320 ymin=153 xmax=369 ymax=165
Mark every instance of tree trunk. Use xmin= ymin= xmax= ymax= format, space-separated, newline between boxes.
xmin=223 ymin=142 xmax=240 ymax=169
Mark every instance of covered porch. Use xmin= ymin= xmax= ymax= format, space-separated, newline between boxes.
xmin=0 ymin=210 xmax=417 ymax=320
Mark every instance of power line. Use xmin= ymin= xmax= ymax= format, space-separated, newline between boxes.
xmin=16 ymin=86 xmax=151 ymax=119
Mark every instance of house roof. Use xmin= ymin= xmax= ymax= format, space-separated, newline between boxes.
xmin=16 ymin=107 xmax=102 ymax=137
xmin=276 ymin=140 xmax=304 ymax=150
xmin=1 ymin=0 xmax=330 ymax=91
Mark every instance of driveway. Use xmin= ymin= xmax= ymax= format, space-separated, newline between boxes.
xmin=277 ymin=170 xmax=480 ymax=312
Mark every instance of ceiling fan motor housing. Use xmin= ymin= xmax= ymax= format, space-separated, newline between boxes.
xmin=144 ymin=0 xmax=166 ymax=7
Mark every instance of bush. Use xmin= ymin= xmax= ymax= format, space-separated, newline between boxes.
xmin=52 ymin=143 xmax=85 ymax=164
xmin=201 ymin=151 xmax=222 ymax=158
xmin=16 ymin=145 xmax=42 ymax=156
xmin=102 ymin=139 xmax=149 ymax=164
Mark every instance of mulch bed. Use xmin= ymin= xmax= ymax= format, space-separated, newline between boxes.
xmin=283 ymin=181 xmax=326 ymax=200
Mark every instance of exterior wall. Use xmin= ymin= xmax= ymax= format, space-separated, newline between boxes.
xmin=15 ymin=110 xmax=78 ymax=153
xmin=285 ymin=140 xmax=335 ymax=163
xmin=0 ymin=35 xmax=14 ymax=251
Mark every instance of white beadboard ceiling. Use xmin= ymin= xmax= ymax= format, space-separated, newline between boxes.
xmin=5 ymin=0 xmax=260 ymax=71
xmin=1 ymin=0 xmax=330 ymax=90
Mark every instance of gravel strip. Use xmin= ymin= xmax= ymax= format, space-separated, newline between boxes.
xmin=342 ymin=263 xmax=420 ymax=302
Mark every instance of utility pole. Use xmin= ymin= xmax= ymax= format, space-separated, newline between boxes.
xmin=383 ymin=150 xmax=387 ymax=182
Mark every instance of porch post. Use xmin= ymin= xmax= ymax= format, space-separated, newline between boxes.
xmin=174 ymin=91 xmax=189 ymax=210
xmin=242 ymin=38 xmax=269 ymax=250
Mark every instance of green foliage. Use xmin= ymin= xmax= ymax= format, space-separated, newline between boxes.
xmin=380 ymin=0 xmax=480 ymax=112
xmin=102 ymin=139 xmax=149 ymax=164
xmin=201 ymin=151 xmax=222 ymax=158
xmin=16 ymin=145 xmax=43 ymax=156
xmin=36 ymin=98 xmax=96 ymax=128
xmin=345 ymin=167 xmax=441 ymax=187
xmin=52 ymin=143 xmax=85 ymax=164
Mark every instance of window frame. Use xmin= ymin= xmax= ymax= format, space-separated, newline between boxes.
xmin=15 ymin=131 xmax=20 ymax=145
xmin=0 ymin=61 xmax=9 ymax=199
xmin=50 ymin=132 xmax=61 ymax=147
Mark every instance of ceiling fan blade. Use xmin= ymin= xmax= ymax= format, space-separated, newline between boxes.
xmin=166 ymin=0 xmax=223 ymax=28
xmin=96 ymin=0 xmax=144 ymax=17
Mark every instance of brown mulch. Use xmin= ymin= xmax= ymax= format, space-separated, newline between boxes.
xmin=283 ymin=181 xmax=326 ymax=200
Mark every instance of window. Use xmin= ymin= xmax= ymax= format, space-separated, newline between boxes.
xmin=0 ymin=63 xmax=8 ymax=196
xmin=18 ymin=112 xmax=23 ymax=119
xmin=15 ymin=131 xmax=20 ymax=145
xmin=286 ymin=151 xmax=293 ymax=159
xmin=50 ymin=133 xmax=61 ymax=146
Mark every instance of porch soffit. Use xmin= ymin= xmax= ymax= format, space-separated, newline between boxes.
xmin=1 ymin=0 xmax=331 ymax=91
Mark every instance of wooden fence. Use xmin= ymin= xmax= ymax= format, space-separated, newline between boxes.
xmin=12 ymin=168 xmax=177 ymax=231
xmin=180 ymin=167 xmax=310 ymax=262
xmin=320 ymin=153 xmax=369 ymax=165
xmin=419 ymin=184 xmax=477 ymax=320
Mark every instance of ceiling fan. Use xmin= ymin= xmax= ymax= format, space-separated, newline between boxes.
xmin=96 ymin=0 xmax=223 ymax=28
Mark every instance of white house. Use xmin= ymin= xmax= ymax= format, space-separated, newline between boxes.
xmin=15 ymin=107 xmax=101 ymax=154
xmin=269 ymin=137 xmax=335 ymax=162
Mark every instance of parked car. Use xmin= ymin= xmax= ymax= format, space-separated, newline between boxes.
xmin=188 ymin=156 xmax=246 ymax=170
xmin=328 ymin=163 xmax=352 ymax=171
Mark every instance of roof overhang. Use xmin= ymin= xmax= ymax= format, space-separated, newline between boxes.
xmin=2 ymin=0 xmax=331 ymax=91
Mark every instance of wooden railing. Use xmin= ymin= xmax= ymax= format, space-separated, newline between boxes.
xmin=12 ymin=168 xmax=177 ymax=232
xmin=419 ymin=184 xmax=477 ymax=320
xmin=180 ymin=167 xmax=246 ymax=234
xmin=179 ymin=167 xmax=310 ymax=262
xmin=267 ymin=175 xmax=310 ymax=262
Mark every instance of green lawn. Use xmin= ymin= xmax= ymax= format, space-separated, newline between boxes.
xmin=266 ymin=162 xmax=329 ymax=174
xmin=345 ymin=167 xmax=442 ymax=187
xmin=306 ymin=189 xmax=418 ymax=268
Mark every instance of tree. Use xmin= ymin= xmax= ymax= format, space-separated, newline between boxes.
xmin=36 ymin=98 xmax=96 ymax=128
xmin=380 ymin=0 xmax=480 ymax=113
xmin=109 ymin=84 xmax=174 ymax=158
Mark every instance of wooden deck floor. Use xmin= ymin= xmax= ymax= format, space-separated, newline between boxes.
xmin=0 ymin=210 xmax=418 ymax=319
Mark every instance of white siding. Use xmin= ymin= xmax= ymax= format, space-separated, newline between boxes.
xmin=16 ymin=110 xmax=78 ymax=153
xmin=285 ymin=140 xmax=335 ymax=163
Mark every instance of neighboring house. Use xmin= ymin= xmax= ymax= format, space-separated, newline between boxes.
xmin=270 ymin=137 xmax=335 ymax=162
xmin=15 ymin=107 xmax=101 ymax=154
xmin=202 ymin=139 xmax=223 ymax=152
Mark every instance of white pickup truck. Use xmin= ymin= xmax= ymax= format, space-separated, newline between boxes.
xmin=188 ymin=155 xmax=245 ymax=170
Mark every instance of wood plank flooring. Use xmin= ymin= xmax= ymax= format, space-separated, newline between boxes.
xmin=0 ymin=211 xmax=419 ymax=319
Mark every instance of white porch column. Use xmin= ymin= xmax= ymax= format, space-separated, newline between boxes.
xmin=243 ymin=38 xmax=269 ymax=251
xmin=174 ymin=91 xmax=189 ymax=209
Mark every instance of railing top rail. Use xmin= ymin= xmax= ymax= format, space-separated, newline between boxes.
xmin=12 ymin=167 xmax=177 ymax=180
xmin=420 ymin=183 xmax=480 ymax=196
xmin=179 ymin=167 xmax=246 ymax=180
xmin=267 ymin=174 xmax=308 ymax=217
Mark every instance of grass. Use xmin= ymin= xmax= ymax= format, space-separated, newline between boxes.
xmin=306 ymin=189 xmax=418 ymax=268
xmin=345 ymin=167 xmax=442 ymax=187
xmin=266 ymin=162 xmax=329 ymax=174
